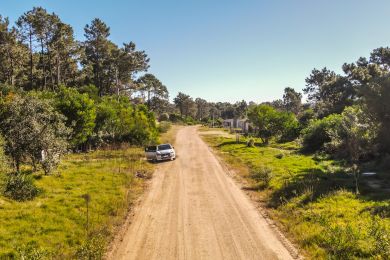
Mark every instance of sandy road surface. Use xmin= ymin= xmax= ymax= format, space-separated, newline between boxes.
xmin=110 ymin=126 xmax=295 ymax=260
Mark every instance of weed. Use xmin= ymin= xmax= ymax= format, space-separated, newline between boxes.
xmin=75 ymin=234 xmax=105 ymax=260
xmin=275 ymin=153 xmax=284 ymax=159
xmin=247 ymin=138 xmax=255 ymax=147
xmin=250 ymin=165 xmax=273 ymax=188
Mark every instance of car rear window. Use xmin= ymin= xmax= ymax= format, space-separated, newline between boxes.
xmin=158 ymin=144 xmax=171 ymax=151
xmin=145 ymin=146 xmax=157 ymax=152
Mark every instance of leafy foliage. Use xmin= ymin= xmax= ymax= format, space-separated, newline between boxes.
xmin=361 ymin=75 xmax=390 ymax=153
xmin=248 ymin=104 xmax=298 ymax=144
xmin=55 ymin=87 xmax=96 ymax=149
xmin=0 ymin=93 xmax=70 ymax=173
xmin=301 ymin=114 xmax=342 ymax=152
xmin=3 ymin=173 xmax=40 ymax=201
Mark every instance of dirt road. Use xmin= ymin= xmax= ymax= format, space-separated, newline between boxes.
xmin=110 ymin=126 xmax=296 ymax=260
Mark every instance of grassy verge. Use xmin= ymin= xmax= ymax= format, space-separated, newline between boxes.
xmin=200 ymin=127 xmax=390 ymax=259
xmin=0 ymin=147 xmax=153 ymax=258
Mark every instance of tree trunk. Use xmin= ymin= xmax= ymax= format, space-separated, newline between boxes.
xmin=45 ymin=35 xmax=54 ymax=90
xmin=40 ymin=39 xmax=47 ymax=90
xmin=29 ymin=30 xmax=34 ymax=89
xmin=56 ymin=55 xmax=61 ymax=86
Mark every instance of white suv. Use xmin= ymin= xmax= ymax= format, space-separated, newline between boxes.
xmin=145 ymin=143 xmax=176 ymax=161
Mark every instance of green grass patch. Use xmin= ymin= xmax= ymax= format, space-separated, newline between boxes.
xmin=201 ymin=128 xmax=390 ymax=259
xmin=0 ymin=147 xmax=153 ymax=258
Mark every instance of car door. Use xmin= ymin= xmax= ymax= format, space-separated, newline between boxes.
xmin=145 ymin=146 xmax=157 ymax=160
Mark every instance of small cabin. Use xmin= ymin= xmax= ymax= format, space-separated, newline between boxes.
xmin=223 ymin=118 xmax=249 ymax=132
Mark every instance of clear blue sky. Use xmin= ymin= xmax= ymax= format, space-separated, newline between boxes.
xmin=1 ymin=0 xmax=390 ymax=103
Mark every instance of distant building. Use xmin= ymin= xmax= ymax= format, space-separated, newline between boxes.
xmin=223 ymin=118 xmax=249 ymax=132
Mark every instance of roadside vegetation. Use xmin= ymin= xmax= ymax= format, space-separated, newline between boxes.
xmin=201 ymin=130 xmax=390 ymax=259
xmin=0 ymin=147 xmax=153 ymax=258
xmin=0 ymin=7 xmax=175 ymax=258
xmin=199 ymin=46 xmax=390 ymax=259
xmin=2 ymin=5 xmax=390 ymax=259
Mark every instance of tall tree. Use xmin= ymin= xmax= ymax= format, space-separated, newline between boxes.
xmin=304 ymin=67 xmax=355 ymax=117
xmin=361 ymin=75 xmax=390 ymax=153
xmin=282 ymin=87 xmax=302 ymax=115
xmin=50 ymin=21 xmax=80 ymax=87
xmin=83 ymin=19 xmax=149 ymax=96
xmin=195 ymin=98 xmax=209 ymax=120
xmin=16 ymin=7 xmax=80 ymax=90
xmin=0 ymin=16 xmax=28 ymax=86
xmin=174 ymin=92 xmax=195 ymax=117
xmin=83 ymin=18 xmax=112 ymax=95
xmin=234 ymin=100 xmax=248 ymax=118
xmin=16 ymin=9 xmax=36 ymax=89
xmin=137 ymin=74 xmax=168 ymax=106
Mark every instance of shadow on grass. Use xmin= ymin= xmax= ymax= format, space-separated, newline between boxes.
xmin=268 ymin=168 xmax=390 ymax=209
xmin=268 ymin=168 xmax=354 ymax=208
xmin=216 ymin=140 xmax=247 ymax=148
xmin=216 ymin=140 xmax=271 ymax=149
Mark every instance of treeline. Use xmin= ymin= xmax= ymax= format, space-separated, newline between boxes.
xmin=168 ymin=48 xmax=390 ymax=172
xmin=156 ymin=92 xmax=248 ymax=125
xmin=0 ymin=7 xmax=167 ymax=175
xmin=251 ymin=47 xmax=390 ymax=173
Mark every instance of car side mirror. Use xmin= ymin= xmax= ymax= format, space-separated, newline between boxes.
xmin=172 ymin=146 xmax=175 ymax=149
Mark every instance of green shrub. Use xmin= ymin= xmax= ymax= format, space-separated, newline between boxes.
xmin=55 ymin=87 xmax=96 ymax=148
xmin=168 ymin=113 xmax=182 ymax=123
xmin=369 ymin=217 xmax=390 ymax=257
xmin=16 ymin=242 xmax=49 ymax=260
xmin=158 ymin=113 xmax=169 ymax=121
xmin=158 ymin=121 xmax=171 ymax=134
xmin=3 ymin=173 xmax=40 ymax=201
xmin=184 ymin=116 xmax=196 ymax=125
xmin=249 ymin=165 xmax=273 ymax=188
xmin=75 ymin=235 xmax=105 ymax=260
xmin=319 ymin=223 xmax=363 ymax=259
xmin=275 ymin=153 xmax=284 ymax=159
xmin=301 ymin=114 xmax=343 ymax=152
xmin=247 ymin=138 xmax=255 ymax=147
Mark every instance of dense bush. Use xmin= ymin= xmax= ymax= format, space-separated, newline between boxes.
xmin=361 ymin=76 xmax=390 ymax=154
xmin=301 ymin=113 xmax=342 ymax=152
xmin=168 ymin=113 xmax=182 ymax=123
xmin=3 ymin=173 xmax=40 ymax=201
xmin=55 ymin=87 xmax=96 ymax=149
xmin=298 ymin=108 xmax=315 ymax=129
xmin=248 ymin=104 xmax=299 ymax=144
xmin=0 ymin=92 xmax=70 ymax=173
xmin=126 ymin=105 xmax=158 ymax=145
xmin=326 ymin=106 xmax=377 ymax=161
xmin=302 ymin=106 xmax=377 ymax=161
xmin=158 ymin=113 xmax=169 ymax=121
xmin=93 ymin=96 xmax=158 ymax=146
xmin=158 ymin=121 xmax=171 ymax=134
